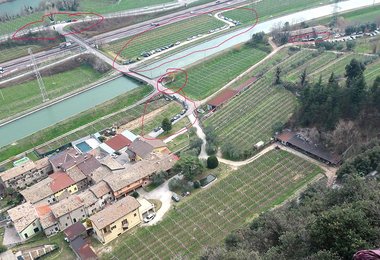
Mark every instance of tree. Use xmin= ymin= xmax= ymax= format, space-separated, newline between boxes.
xmin=345 ymin=58 xmax=365 ymax=83
xmin=162 ymin=117 xmax=172 ymax=132
xmin=346 ymin=40 xmax=356 ymax=51
xmin=131 ymin=191 xmax=139 ymax=198
xmin=152 ymin=171 xmax=166 ymax=186
xmin=207 ymin=156 xmax=219 ymax=169
xmin=275 ymin=67 xmax=282 ymax=85
xmin=172 ymin=155 xmax=203 ymax=181
xmin=299 ymin=68 xmax=308 ymax=87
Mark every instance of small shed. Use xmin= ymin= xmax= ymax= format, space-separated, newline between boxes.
xmin=254 ymin=141 xmax=264 ymax=149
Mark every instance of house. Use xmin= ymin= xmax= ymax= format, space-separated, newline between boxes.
xmin=76 ymin=156 xmax=102 ymax=178
xmin=0 ymin=158 xmax=52 ymax=190
xmin=288 ymin=25 xmax=330 ymax=42
xmin=7 ymin=202 xmax=42 ymax=240
xmin=276 ymin=130 xmax=342 ymax=165
xmin=128 ymin=138 xmax=167 ymax=160
xmin=50 ymin=195 xmax=86 ymax=230
xmin=88 ymin=165 xmax=113 ymax=184
xmin=70 ymin=236 xmax=98 ymax=260
xmin=63 ymin=222 xmax=87 ymax=242
xmin=78 ymin=190 xmax=99 ymax=216
xmin=103 ymin=153 xmax=177 ymax=199
xmin=90 ymin=196 xmax=141 ymax=244
xmin=35 ymin=204 xmax=59 ymax=236
xmin=49 ymin=148 xmax=86 ymax=172
xmin=21 ymin=172 xmax=81 ymax=205
xmin=104 ymin=134 xmax=132 ymax=152
xmin=89 ymin=181 xmax=114 ymax=208
xmin=66 ymin=166 xmax=89 ymax=191
xmin=137 ymin=198 xmax=155 ymax=220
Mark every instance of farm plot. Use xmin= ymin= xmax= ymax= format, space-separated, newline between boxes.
xmin=79 ymin=0 xmax=174 ymax=14
xmin=205 ymin=77 xmax=296 ymax=153
xmin=166 ymin=45 xmax=268 ymax=100
xmin=364 ymin=59 xmax=380 ymax=86
xmin=102 ymin=15 xmax=225 ymax=61
xmin=221 ymin=0 xmax=332 ymax=25
xmin=101 ymin=150 xmax=323 ymax=259
xmin=0 ymin=65 xmax=106 ymax=121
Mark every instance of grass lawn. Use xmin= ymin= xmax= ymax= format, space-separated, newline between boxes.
xmin=102 ymin=14 xmax=225 ymax=61
xmin=0 ymin=44 xmax=57 ymax=64
xmin=100 ymin=150 xmax=323 ymax=259
xmin=12 ymin=232 xmax=75 ymax=260
xmin=222 ymin=0 xmax=332 ymax=25
xmin=0 ymin=85 xmax=153 ymax=163
xmin=335 ymin=5 xmax=380 ymax=24
xmin=0 ymin=227 xmax=4 ymax=245
xmin=167 ymin=131 xmax=190 ymax=152
xmin=79 ymin=0 xmax=175 ymax=14
xmin=131 ymin=102 xmax=183 ymax=136
xmin=353 ymin=35 xmax=380 ymax=54
xmin=166 ymin=45 xmax=268 ymax=100
xmin=0 ymin=65 xmax=106 ymax=121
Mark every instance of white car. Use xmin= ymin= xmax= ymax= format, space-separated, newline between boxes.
xmin=143 ymin=213 xmax=156 ymax=223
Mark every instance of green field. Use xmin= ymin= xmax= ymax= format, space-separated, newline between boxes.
xmin=0 ymin=44 xmax=58 ymax=64
xmin=0 ymin=65 xmax=106 ymax=121
xmin=102 ymin=14 xmax=225 ymax=61
xmin=79 ymin=0 xmax=174 ymax=14
xmin=222 ymin=0 xmax=332 ymax=25
xmin=0 ymin=84 xmax=154 ymax=163
xmin=166 ymin=45 xmax=268 ymax=100
xmin=101 ymin=149 xmax=323 ymax=259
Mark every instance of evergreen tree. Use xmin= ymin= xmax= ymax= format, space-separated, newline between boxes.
xmin=162 ymin=117 xmax=172 ymax=132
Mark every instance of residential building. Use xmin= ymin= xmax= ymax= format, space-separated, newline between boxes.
xmin=89 ymin=181 xmax=114 ymax=208
xmin=35 ymin=204 xmax=59 ymax=236
xmin=70 ymin=236 xmax=98 ymax=260
xmin=88 ymin=165 xmax=113 ymax=184
xmin=21 ymin=172 xmax=81 ymax=205
xmin=66 ymin=166 xmax=89 ymax=191
xmin=78 ymin=190 xmax=99 ymax=216
xmin=104 ymin=134 xmax=132 ymax=152
xmin=0 ymin=158 xmax=52 ymax=190
xmin=137 ymin=198 xmax=155 ymax=219
xmin=128 ymin=137 xmax=167 ymax=161
xmin=90 ymin=196 xmax=141 ymax=244
xmin=7 ymin=202 xmax=42 ymax=240
xmin=49 ymin=148 xmax=86 ymax=172
xmin=63 ymin=222 xmax=87 ymax=242
xmin=50 ymin=195 xmax=86 ymax=230
xmin=104 ymin=153 xmax=177 ymax=199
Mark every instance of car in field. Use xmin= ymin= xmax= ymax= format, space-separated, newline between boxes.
xmin=172 ymin=193 xmax=180 ymax=202
xmin=154 ymin=127 xmax=162 ymax=132
xmin=143 ymin=212 xmax=156 ymax=223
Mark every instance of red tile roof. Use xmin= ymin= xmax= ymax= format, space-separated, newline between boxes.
xmin=105 ymin=134 xmax=132 ymax=151
xmin=207 ymin=89 xmax=238 ymax=108
xmin=49 ymin=172 xmax=76 ymax=193
xmin=276 ymin=131 xmax=295 ymax=143
xmin=235 ymin=77 xmax=257 ymax=92
xmin=64 ymin=222 xmax=86 ymax=241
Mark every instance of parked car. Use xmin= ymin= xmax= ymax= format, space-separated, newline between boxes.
xmin=180 ymin=109 xmax=186 ymax=115
xmin=143 ymin=212 xmax=156 ymax=223
xmin=0 ymin=67 xmax=4 ymax=74
xmin=175 ymin=41 xmax=181 ymax=45
xmin=172 ymin=193 xmax=180 ymax=202
xmin=154 ymin=127 xmax=162 ymax=132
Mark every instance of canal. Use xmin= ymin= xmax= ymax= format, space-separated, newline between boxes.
xmin=0 ymin=0 xmax=43 ymax=16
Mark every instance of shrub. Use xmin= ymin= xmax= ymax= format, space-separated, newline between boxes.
xmin=168 ymin=178 xmax=182 ymax=191
xmin=0 ymin=245 xmax=6 ymax=253
xmin=131 ymin=191 xmax=139 ymax=198
xmin=193 ymin=180 xmax=201 ymax=189
xmin=207 ymin=156 xmax=219 ymax=169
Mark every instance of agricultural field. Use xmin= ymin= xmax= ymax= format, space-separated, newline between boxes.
xmin=221 ymin=0 xmax=332 ymax=25
xmin=0 ymin=64 xmax=107 ymax=121
xmin=166 ymin=45 xmax=268 ymax=100
xmin=353 ymin=35 xmax=380 ymax=54
xmin=79 ymin=0 xmax=174 ymax=14
xmin=0 ymin=85 xmax=154 ymax=163
xmin=101 ymin=14 xmax=225 ymax=61
xmin=101 ymin=149 xmax=323 ymax=259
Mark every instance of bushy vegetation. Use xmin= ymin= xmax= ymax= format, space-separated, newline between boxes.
xmin=206 ymin=156 xmax=218 ymax=169
xmin=202 ymin=174 xmax=380 ymax=260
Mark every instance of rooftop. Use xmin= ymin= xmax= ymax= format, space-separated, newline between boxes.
xmin=121 ymin=129 xmax=138 ymax=142
xmin=76 ymin=156 xmax=102 ymax=176
xmin=66 ymin=166 xmax=87 ymax=183
xmin=35 ymin=204 xmax=57 ymax=229
xmin=90 ymin=166 xmax=113 ymax=183
xmin=289 ymin=25 xmax=329 ymax=37
xmin=78 ymin=190 xmax=97 ymax=208
xmin=7 ymin=202 xmax=38 ymax=233
xmin=104 ymin=153 xmax=177 ymax=192
xmin=64 ymin=222 xmax=86 ymax=241
xmin=34 ymin=157 xmax=50 ymax=170
xmin=0 ymin=161 xmax=36 ymax=182
xmin=140 ymin=137 xmax=167 ymax=149
xmin=100 ymin=156 xmax=125 ymax=171
xmin=207 ymin=89 xmax=239 ymax=108
xmin=50 ymin=196 xmax=83 ymax=218
xmin=90 ymin=196 xmax=140 ymax=230
xmin=49 ymin=172 xmax=76 ymax=193
xmin=70 ymin=236 xmax=98 ymax=260
xmin=49 ymin=148 xmax=86 ymax=171
xmin=89 ymin=181 xmax=111 ymax=198
xmin=105 ymin=134 xmax=132 ymax=151
xmin=21 ymin=178 xmax=54 ymax=204
xmin=128 ymin=139 xmax=154 ymax=159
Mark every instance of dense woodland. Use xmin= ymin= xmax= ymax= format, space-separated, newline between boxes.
xmin=201 ymin=145 xmax=380 ymax=260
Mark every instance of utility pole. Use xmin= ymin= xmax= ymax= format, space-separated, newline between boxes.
xmin=332 ymin=0 xmax=339 ymax=27
xmin=28 ymin=48 xmax=49 ymax=102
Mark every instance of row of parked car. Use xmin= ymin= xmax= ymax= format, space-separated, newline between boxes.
xmin=141 ymin=42 xmax=181 ymax=57
xmin=153 ymin=98 xmax=188 ymax=132
xmin=219 ymin=15 xmax=241 ymax=26
xmin=328 ymin=29 xmax=380 ymax=43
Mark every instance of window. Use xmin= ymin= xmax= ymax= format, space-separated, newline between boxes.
xmin=73 ymin=218 xmax=77 ymax=223
xmin=55 ymin=227 xmax=58 ymax=231
xmin=24 ymin=233 xmax=28 ymax=239
xmin=33 ymin=227 xmax=39 ymax=233
xmin=65 ymin=223 xmax=68 ymax=227
xmin=111 ymin=225 xmax=116 ymax=230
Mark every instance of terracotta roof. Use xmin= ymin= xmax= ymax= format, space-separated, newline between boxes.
xmin=128 ymin=139 xmax=154 ymax=159
xmin=89 ymin=181 xmax=111 ymax=198
xmin=140 ymin=137 xmax=167 ymax=149
xmin=207 ymin=89 xmax=238 ymax=107
xmin=64 ymin=222 xmax=86 ymax=241
xmin=105 ymin=134 xmax=132 ymax=151
xmin=49 ymin=172 xmax=76 ymax=193
xmin=99 ymin=156 xmax=125 ymax=171
xmin=90 ymin=166 xmax=113 ymax=184
xmin=276 ymin=131 xmax=295 ymax=143
xmin=34 ymin=157 xmax=50 ymax=170
xmin=36 ymin=204 xmax=57 ymax=229
xmin=289 ymin=25 xmax=329 ymax=37
xmin=50 ymin=196 xmax=83 ymax=218
xmin=7 ymin=202 xmax=38 ymax=233
xmin=235 ymin=77 xmax=257 ymax=92
xmin=78 ymin=190 xmax=97 ymax=208
xmin=90 ymin=196 xmax=140 ymax=230
xmin=76 ymin=156 xmax=102 ymax=176
xmin=104 ymin=153 xmax=178 ymax=193
xmin=0 ymin=161 xmax=36 ymax=182
xmin=70 ymin=236 xmax=98 ymax=260
xmin=21 ymin=178 xmax=54 ymax=204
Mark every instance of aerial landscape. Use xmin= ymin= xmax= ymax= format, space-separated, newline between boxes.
xmin=0 ymin=0 xmax=379 ymax=259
